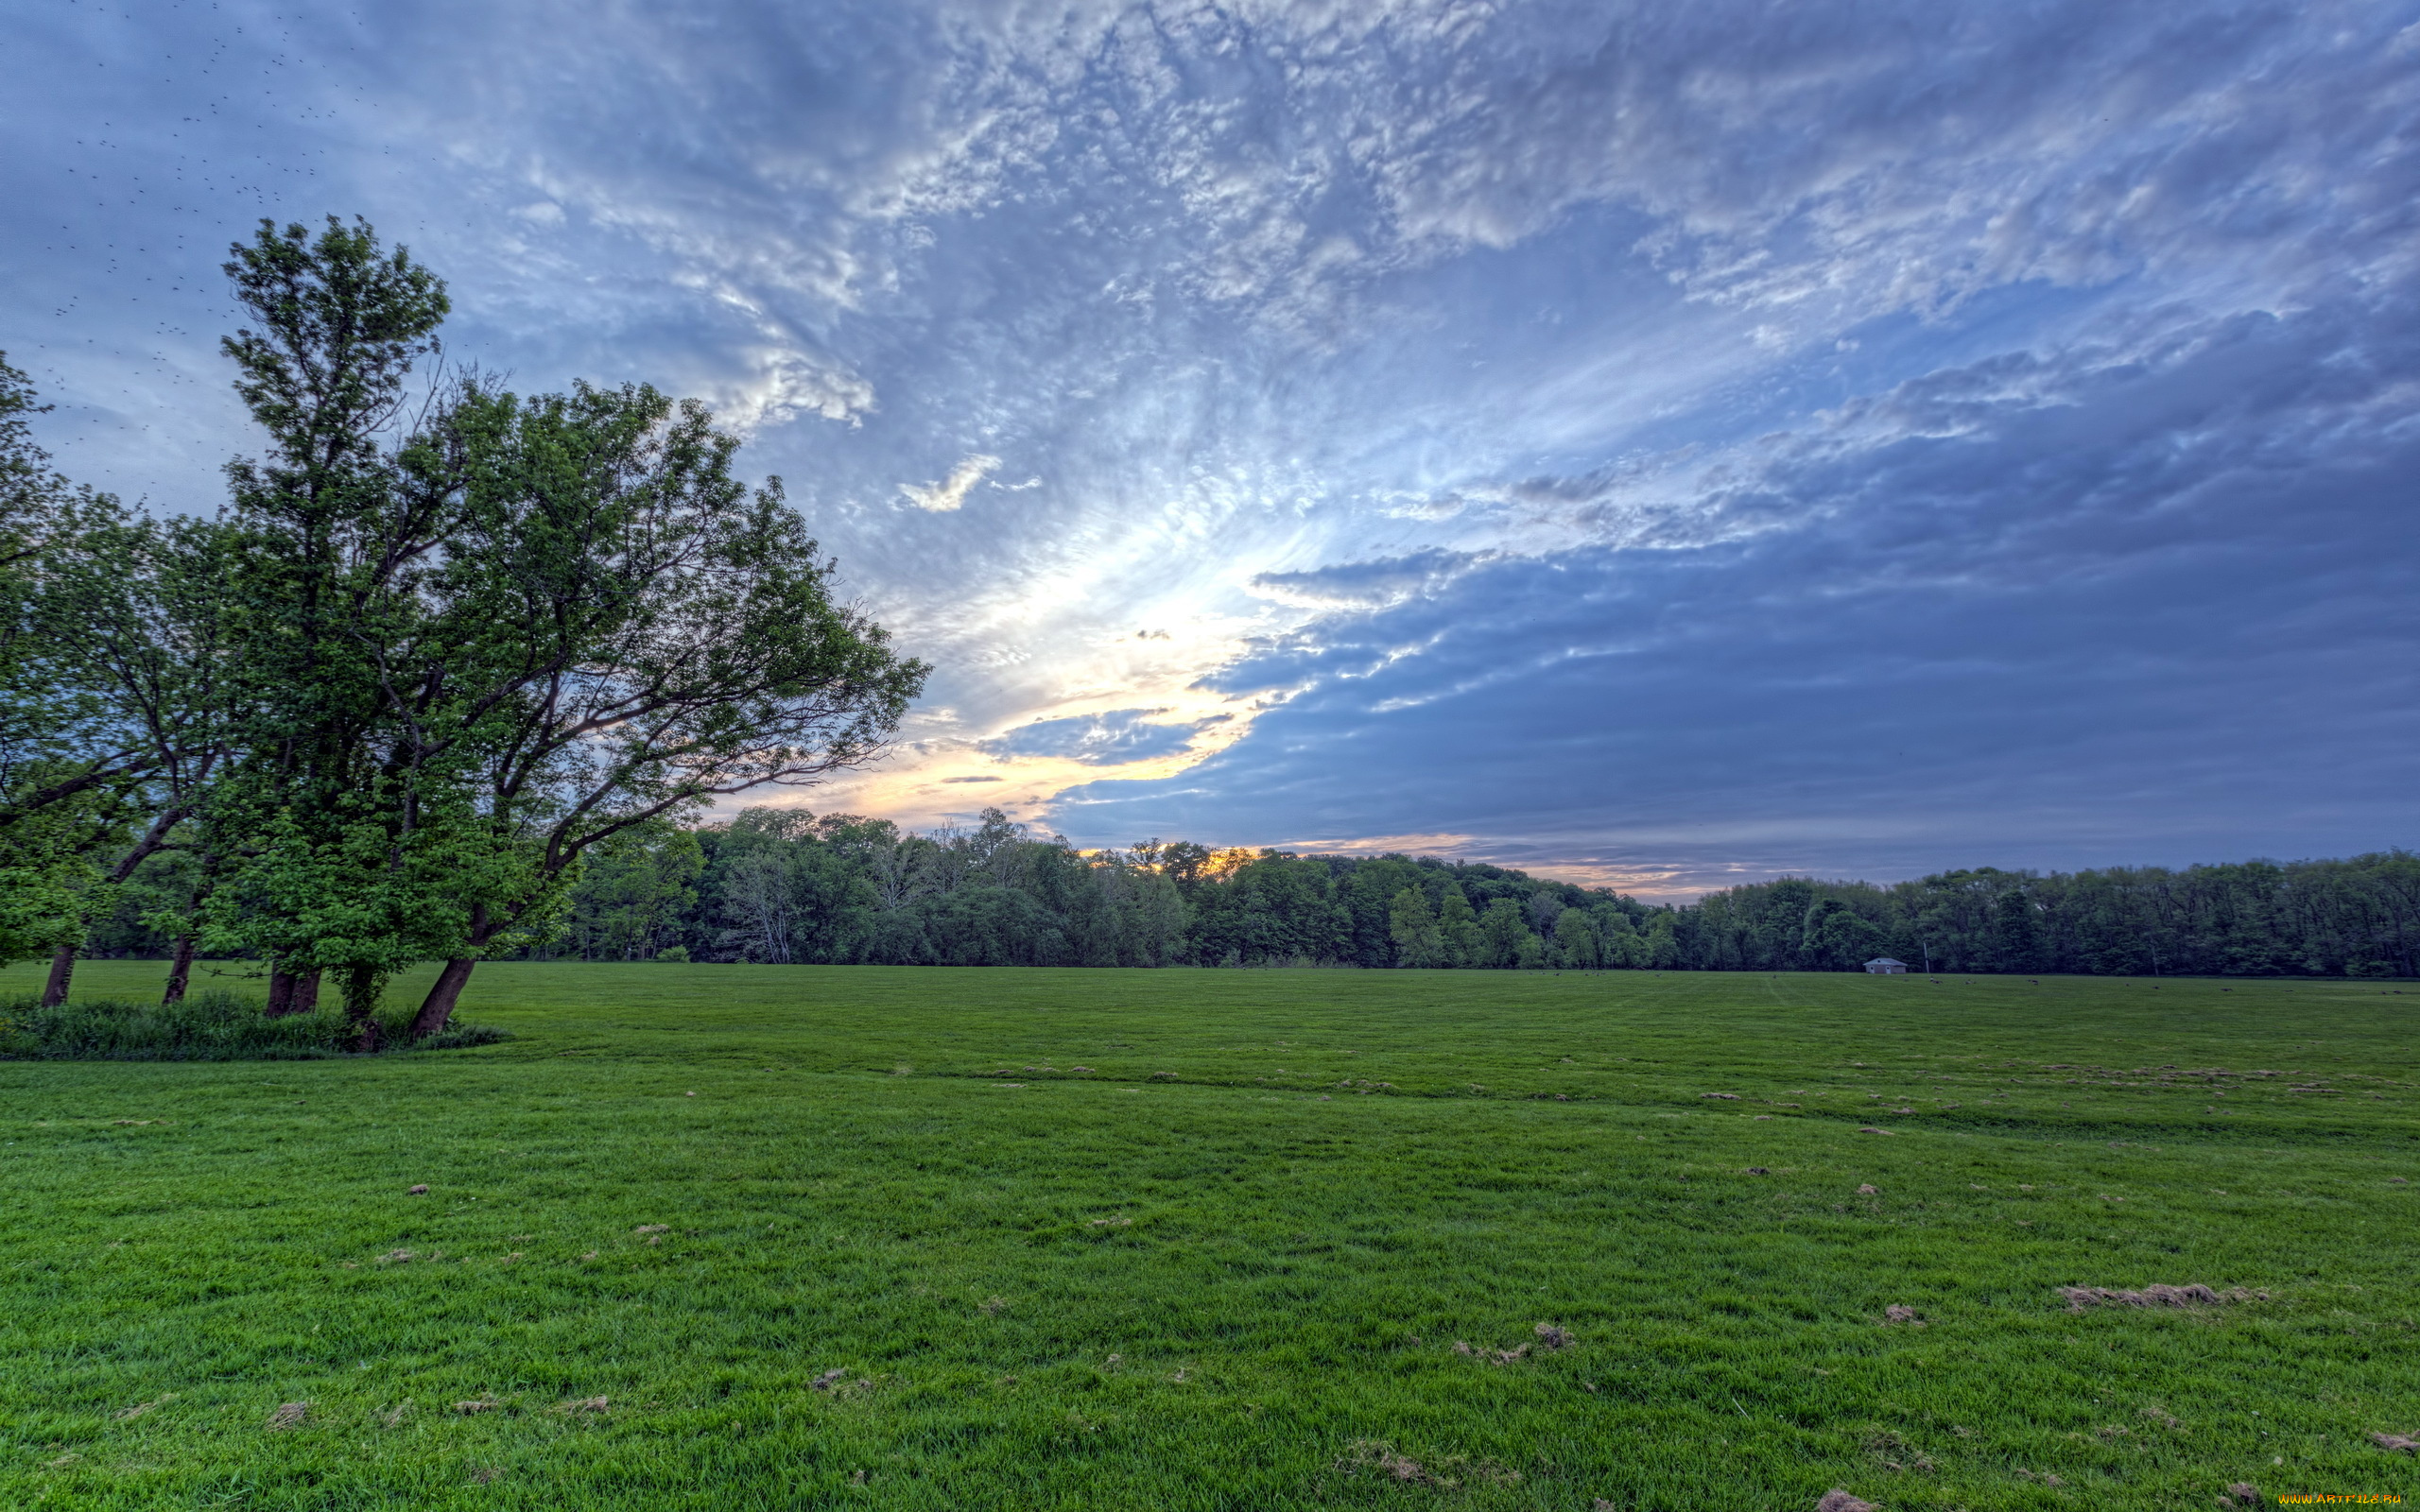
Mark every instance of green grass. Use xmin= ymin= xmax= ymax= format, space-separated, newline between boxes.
xmin=1 ymin=961 xmax=2413 ymax=1510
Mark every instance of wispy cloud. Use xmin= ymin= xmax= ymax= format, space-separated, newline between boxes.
xmin=898 ymin=453 xmax=1002 ymax=512
xmin=982 ymin=708 xmax=1230 ymax=765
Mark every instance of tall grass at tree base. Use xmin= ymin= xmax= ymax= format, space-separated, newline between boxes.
xmin=0 ymin=990 xmax=507 ymax=1060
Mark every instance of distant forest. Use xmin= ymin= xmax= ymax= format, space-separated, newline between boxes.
xmin=83 ymin=806 xmax=2419 ymax=978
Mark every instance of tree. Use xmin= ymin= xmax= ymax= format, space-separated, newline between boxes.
xmin=563 ymin=823 xmax=702 ymax=961
xmin=1477 ymin=898 xmax=1540 ymax=969
xmin=1102 ymin=861 xmax=1187 ymax=966
xmin=1436 ymin=885 xmax=1481 ymax=966
xmin=28 ymin=508 xmax=233 ymax=1004
xmin=1343 ymin=858 xmax=1425 ymax=966
xmin=1132 ymin=838 xmax=1215 ymax=897
xmin=0 ymin=356 xmax=167 ymax=970
xmin=201 ymin=216 xmax=458 ymax=1043
xmin=1644 ymin=911 xmax=1681 ymax=969
xmin=1387 ymin=885 xmax=1444 ymax=967
xmin=1526 ymin=887 xmax=1565 ymax=939
xmin=1985 ymin=886 xmax=2045 ymax=974
xmin=1552 ymin=908 xmax=1602 ymax=969
xmin=182 ymin=219 xmax=925 ymax=1036
xmin=1802 ymin=897 xmax=1885 ymax=971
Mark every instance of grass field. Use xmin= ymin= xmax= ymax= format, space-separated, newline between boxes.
xmin=2 ymin=961 xmax=2414 ymax=1510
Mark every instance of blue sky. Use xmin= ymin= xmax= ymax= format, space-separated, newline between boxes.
xmin=6 ymin=0 xmax=2416 ymax=894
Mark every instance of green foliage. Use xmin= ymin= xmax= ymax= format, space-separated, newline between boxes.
xmin=628 ymin=806 xmax=1185 ymax=969
xmin=1551 ymin=906 xmax=1601 ymax=968
xmin=0 ymin=988 xmax=503 ymax=1060
xmin=1436 ymin=883 xmax=1483 ymax=965
xmin=0 ymin=957 xmax=2410 ymax=1508
xmin=43 ymin=215 xmax=928 ymax=1034
xmin=1386 ymin=885 xmax=1443 ymax=967
xmin=0 ymin=850 xmax=96 ymax=967
xmin=1185 ymin=850 xmax=1350 ymax=966
xmin=199 ymin=802 xmax=549 ymax=1022
xmin=564 ymin=826 xmax=704 ymax=962
xmin=1476 ymin=897 xmax=1541 ymax=968
xmin=405 ymin=374 xmax=930 ymax=972
xmin=0 ymin=356 xmax=182 ymax=967
xmin=544 ymin=823 xmax=2420 ymax=980
xmin=1677 ymin=851 xmax=2420 ymax=976
xmin=204 ymin=218 xmax=485 ymax=1024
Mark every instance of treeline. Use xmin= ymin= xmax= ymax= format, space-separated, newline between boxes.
xmin=491 ymin=808 xmax=1668 ymax=970
xmin=1670 ymin=858 xmax=2419 ymax=978
xmin=73 ymin=805 xmax=1668 ymax=969
xmin=1 ymin=217 xmax=924 ymax=1041
xmin=83 ymin=795 xmax=2410 ymax=977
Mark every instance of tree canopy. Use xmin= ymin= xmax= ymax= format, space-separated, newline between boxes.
xmin=6 ymin=217 xmax=927 ymax=1032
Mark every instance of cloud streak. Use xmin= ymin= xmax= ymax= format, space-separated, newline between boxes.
xmin=899 ymin=453 xmax=1003 ymax=511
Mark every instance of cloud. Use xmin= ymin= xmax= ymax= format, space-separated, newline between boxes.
xmin=899 ymin=453 xmax=1003 ymax=512
xmin=981 ymin=708 xmax=1231 ymax=766
xmin=1053 ymin=297 xmax=2420 ymax=886
xmin=721 ymin=348 xmax=877 ymax=432
xmin=1248 ymin=549 xmax=1489 ymax=610
xmin=1271 ymin=832 xmax=1479 ymax=858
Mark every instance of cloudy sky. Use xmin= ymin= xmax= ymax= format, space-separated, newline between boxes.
xmin=8 ymin=0 xmax=2417 ymax=894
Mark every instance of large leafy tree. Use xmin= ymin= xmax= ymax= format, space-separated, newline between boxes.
xmin=187 ymin=217 xmax=922 ymax=1042
xmin=0 ymin=357 xmax=196 ymax=972
xmin=28 ymin=508 xmax=233 ymax=1004
xmin=372 ymin=380 xmax=928 ymax=1033
xmin=198 ymin=216 xmax=463 ymax=1042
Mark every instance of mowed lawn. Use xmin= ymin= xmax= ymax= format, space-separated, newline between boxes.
xmin=2 ymin=964 xmax=2414 ymax=1510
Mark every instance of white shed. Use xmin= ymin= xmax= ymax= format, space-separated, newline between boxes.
xmin=1864 ymin=957 xmax=1909 ymax=974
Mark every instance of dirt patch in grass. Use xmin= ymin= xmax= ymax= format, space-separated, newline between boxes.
xmin=1454 ymin=1340 xmax=1532 ymax=1365
xmin=1336 ymin=1440 xmax=1518 ymax=1491
xmin=2059 ymin=1283 xmax=2265 ymax=1312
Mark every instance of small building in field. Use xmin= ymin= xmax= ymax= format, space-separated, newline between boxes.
xmin=1864 ymin=957 xmax=1909 ymax=974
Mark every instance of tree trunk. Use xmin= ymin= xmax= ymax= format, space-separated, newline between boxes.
xmin=266 ymin=968 xmax=298 ymax=1017
xmin=41 ymin=944 xmax=78 ymax=1007
xmin=342 ymin=964 xmax=383 ymax=1053
xmin=162 ymin=858 xmax=217 ymax=1008
xmin=408 ymin=957 xmax=478 ymax=1039
xmin=46 ymin=799 xmax=199 ymax=1011
xmin=292 ymin=970 xmax=320 ymax=1013
xmin=162 ymin=934 xmax=199 ymax=1005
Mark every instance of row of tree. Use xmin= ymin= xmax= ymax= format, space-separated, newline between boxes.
xmin=0 ymin=217 xmax=925 ymax=1041
xmin=1669 ymin=858 xmax=2420 ymax=978
xmin=82 ymin=792 xmax=2413 ymax=977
